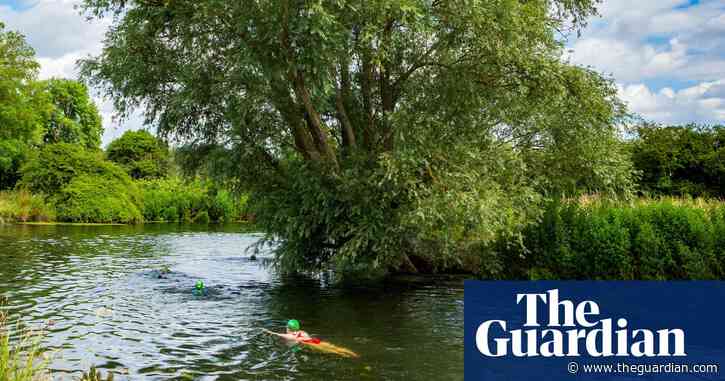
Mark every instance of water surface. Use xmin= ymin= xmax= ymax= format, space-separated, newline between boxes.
xmin=0 ymin=224 xmax=463 ymax=380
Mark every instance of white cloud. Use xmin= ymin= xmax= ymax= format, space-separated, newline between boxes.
xmin=566 ymin=38 xmax=688 ymax=82
xmin=618 ymin=80 xmax=725 ymax=125
xmin=568 ymin=0 xmax=725 ymax=125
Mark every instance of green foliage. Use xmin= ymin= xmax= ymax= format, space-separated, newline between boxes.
xmin=81 ymin=0 xmax=633 ymax=275
xmin=251 ymin=149 xmax=540 ymax=277
xmin=0 ymin=140 xmax=30 ymax=190
xmin=54 ymin=174 xmax=142 ymax=224
xmin=0 ymin=23 xmax=52 ymax=190
xmin=632 ymin=124 xmax=725 ymax=197
xmin=18 ymin=143 xmax=142 ymax=223
xmin=42 ymin=78 xmax=103 ymax=149
xmin=499 ymin=198 xmax=723 ymax=280
xmin=193 ymin=210 xmax=210 ymax=224
xmin=0 ymin=302 xmax=50 ymax=381
xmin=0 ymin=189 xmax=55 ymax=223
xmin=81 ymin=366 xmax=114 ymax=381
xmin=138 ymin=177 xmax=247 ymax=223
xmin=0 ymin=22 xmax=50 ymax=146
xmin=19 ymin=143 xmax=133 ymax=195
xmin=106 ymin=130 xmax=169 ymax=179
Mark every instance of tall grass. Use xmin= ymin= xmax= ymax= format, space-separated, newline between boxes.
xmin=494 ymin=196 xmax=725 ymax=280
xmin=0 ymin=190 xmax=55 ymax=224
xmin=0 ymin=305 xmax=51 ymax=381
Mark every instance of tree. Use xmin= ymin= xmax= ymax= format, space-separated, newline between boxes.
xmin=0 ymin=22 xmax=50 ymax=189
xmin=42 ymin=78 xmax=103 ymax=150
xmin=632 ymin=124 xmax=725 ymax=197
xmin=106 ymin=130 xmax=169 ymax=179
xmin=81 ymin=0 xmax=633 ymax=276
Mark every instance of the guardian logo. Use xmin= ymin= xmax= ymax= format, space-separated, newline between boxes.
xmin=476 ymin=289 xmax=686 ymax=358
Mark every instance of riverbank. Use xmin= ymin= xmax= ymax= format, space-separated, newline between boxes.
xmin=0 ymin=179 xmax=251 ymax=225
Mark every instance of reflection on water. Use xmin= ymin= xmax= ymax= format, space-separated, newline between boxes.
xmin=0 ymin=224 xmax=463 ymax=380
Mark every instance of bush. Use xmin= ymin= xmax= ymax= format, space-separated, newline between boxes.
xmin=138 ymin=177 xmax=247 ymax=223
xmin=0 ymin=139 xmax=30 ymax=190
xmin=250 ymin=153 xmax=539 ymax=278
xmin=53 ymin=174 xmax=142 ymax=223
xmin=19 ymin=143 xmax=133 ymax=196
xmin=498 ymin=197 xmax=724 ymax=280
xmin=193 ymin=210 xmax=210 ymax=224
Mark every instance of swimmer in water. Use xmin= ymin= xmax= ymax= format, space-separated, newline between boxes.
xmin=263 ymin=320 xmax=359 ymax=358
xmin=192 ymin=280 xmax=207 ymax=296
xmin=264 ymin=319 xmax=313 ymax=342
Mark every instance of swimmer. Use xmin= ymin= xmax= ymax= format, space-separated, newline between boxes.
xmin=192 ymin=280 xmax=207 ymax=296
xmin=263 ymin=320 xmax=359 ymax=358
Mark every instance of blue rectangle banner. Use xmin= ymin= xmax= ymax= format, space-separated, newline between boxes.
xmin=464 ymin=281 xmax=725 ymax=380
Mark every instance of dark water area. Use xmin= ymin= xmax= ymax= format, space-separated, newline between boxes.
xmin=0 ymin=224 xmax=463 ymax=380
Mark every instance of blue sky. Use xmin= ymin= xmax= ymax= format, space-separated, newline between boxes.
xmin=1 ymin=0 xmax=724 ymax=145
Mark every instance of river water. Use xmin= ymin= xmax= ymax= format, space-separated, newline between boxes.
xmin=0 ymin=224 xmax=463 ymax=380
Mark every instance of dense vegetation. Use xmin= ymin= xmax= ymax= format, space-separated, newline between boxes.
xmin=0 ymin=22 xmax=247 ymax=224
xmin=106 ymin=130 xmax=169 ymax=179
xmin=631 ymin=124 xmax=725 ymax=197
xmin=80 ymin=0 xmax=634 ymax=277
xmin=2 ymin=5 xmax=725 ymax=280
xmin=495 ymin=197 xmax=725 ymax=280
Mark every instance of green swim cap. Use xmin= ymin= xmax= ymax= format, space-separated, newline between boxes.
xmin=287 ymin=319 xmax=300 ymax=331
xmin=195 ymin=280 xmax=204 ymax=290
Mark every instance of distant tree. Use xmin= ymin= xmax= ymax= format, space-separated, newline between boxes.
xmin=106 ymin=130 xmax=169 ymax=179
xmin=0 ymin=22 xmax=51 ymax=189
xmin=632 ymin=124 xmax=725 ymax=197
xmin=42 ymin=79 xmax=103 ymax=149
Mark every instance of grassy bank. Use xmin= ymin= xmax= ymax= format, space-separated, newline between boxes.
xmin=493 ymin=196 xmax=725 ymax=280
xmin=0 ymin=178 xmax=249 ymax=225
xmin=0 ymin=190 xmax=55 ymax=224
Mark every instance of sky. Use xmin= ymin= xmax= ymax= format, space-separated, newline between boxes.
xmin=1 ymin=0 xmax=724 ymax=146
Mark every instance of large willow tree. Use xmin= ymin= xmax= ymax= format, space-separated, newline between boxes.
xmin=81 ymin=0 xmax=633 ymax=277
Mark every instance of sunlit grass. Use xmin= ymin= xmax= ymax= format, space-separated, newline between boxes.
xmin=572 ymin=193 xmax=725 ymax=211
xmin=0 ymin=190 xmax=55 ymax=223
xmin=0 ymin=303 xmax=51 ymax=381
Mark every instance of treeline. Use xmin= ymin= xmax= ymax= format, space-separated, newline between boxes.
xmin=0 ymin=23 xmax=246 ymax=224
xmin=470 ymin=124 xmax=725 ymax=280
xmin=1 ymin=133 xmax=249 ymax=224
xmin=631 ymin=124 xmax=725 ymax=198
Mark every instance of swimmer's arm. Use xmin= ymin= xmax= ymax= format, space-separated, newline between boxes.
xmin=261 ymin=329 xmax=301 ymax=341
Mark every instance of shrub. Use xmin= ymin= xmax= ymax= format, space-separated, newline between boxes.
xmin=138 ymin=177 xmax=247 ymax=223
xmin=53 ymin=174 xmax=142 ymax=224
xmin=193 ymin=210 xmax=210 ymax=224
xmin=632 ymin=124 xmax=725 ymax=197
xmin=19 ymin=143 xmax=133 ymax=196
xmin=0 ymin=139 xmax=30 ymax=190
xmin=500 ymin=197 xmax=724 ymax=280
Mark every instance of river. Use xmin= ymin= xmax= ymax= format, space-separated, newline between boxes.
xmin=0 ymin=224 xmax=463 ymax=380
